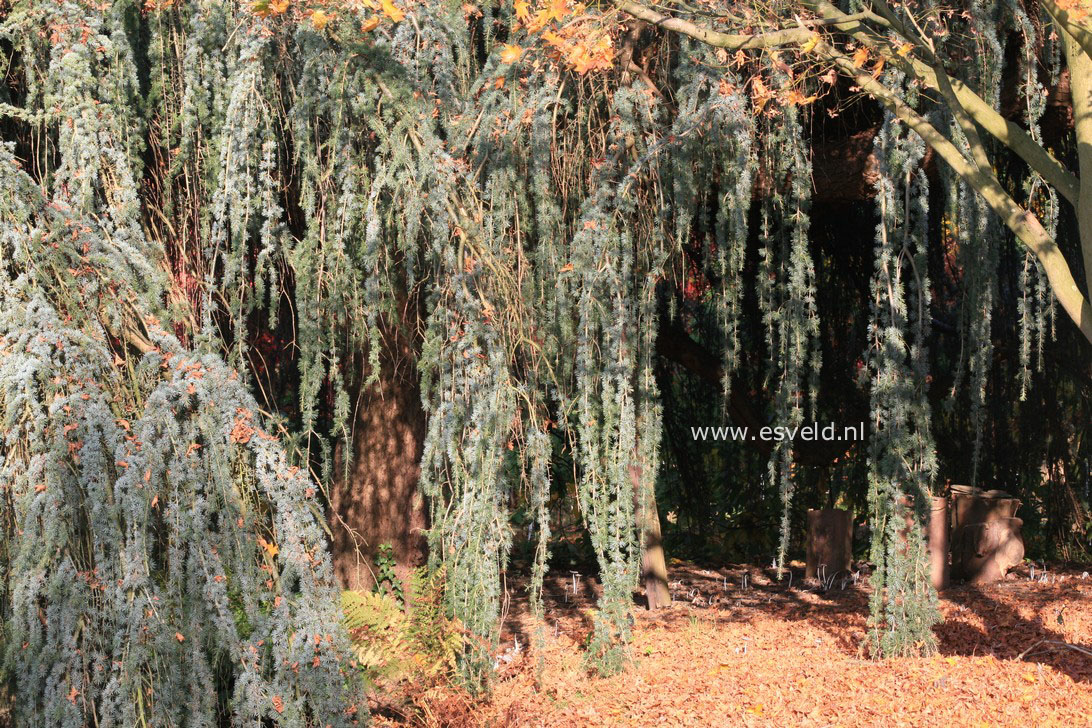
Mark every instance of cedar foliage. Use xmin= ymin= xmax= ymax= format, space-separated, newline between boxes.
xmin=0 ymin=0 xmax=1088 ymax=720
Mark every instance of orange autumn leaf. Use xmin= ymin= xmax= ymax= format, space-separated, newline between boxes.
xmin=361 ymin=15 xmax=380 ymax=32
xmin=381 ymin=0 xmax=405 ymax=22
xmin=513 ymin=0 xmax=531 ymax=20
xmin=544 ymin=0 xmax=569 ymax=22
xmin=272 ymin=694 xmax=285 ymax=714
xmin=310 ymin=9 xmax=330 ymax=29
xmin=230 ymin=410 xmax=255 ymax=444
xmin=259 ymin=537 xmax=280 ymax=558
xmin=852 ymin=46 xmax=870 ymax=68
xmin=568 ymin=49 xmax=595 ymax=74
xmin=175 ymin=632 xmax=185 ymax=642
xmin=871 ymin=55 xmax=886 ymax=78
xmin=541 ymin=29 xmax=563 ymax=46
xmin=751 ymin=77 xmax=773 ymax=112
xmin=1056 ymin=0 xmax=1092 ymax=19
xmin=784 ymin=89 xmax=818 ymax=106
xmin=500 ymin=44 xmax=523 ymax=64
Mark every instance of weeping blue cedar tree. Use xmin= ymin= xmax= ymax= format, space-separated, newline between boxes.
xmin=0 ymin=1 xmax=363 ymax=724
xmin=2 ymin=0 xmax=1069 ymax=709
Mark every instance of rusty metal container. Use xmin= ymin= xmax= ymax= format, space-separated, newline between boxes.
xmin=806 ymin=508 xmax=852 ymax=580
xmin=948 ymin=486 xmax=1024 ymax=583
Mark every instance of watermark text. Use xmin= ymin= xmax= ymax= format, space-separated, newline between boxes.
xmin=691 ymin=422 xmax=865 ymax=443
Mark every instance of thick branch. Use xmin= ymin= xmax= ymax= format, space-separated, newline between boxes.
xmin=619 ymin=0 xmax=1079 ymax=204
xmin=1043 ymin=0 xmax=1092 ymax=60
xmin=613 ymin=0 xmax=864 ymax=50
xmin=805 ymin=0 xmax=1080 ymax=205
xmin=1062 ymin=33 xmax=1092 ymax=314
xmin=819 ymin=41 xmax=1092 ymax=344
xmin=615 ymin=2 xmax=1092 ymax=344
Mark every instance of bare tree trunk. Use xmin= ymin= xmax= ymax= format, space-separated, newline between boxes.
xmin=631 ymin=465 xmax=671 ymax=610
xmin=928 ymin=496 xmax=949 ymax=590
xmin=805 ymin=508 xmax=852 ymax=580
xmin=329 ymin=323 xmax=428 ymax=591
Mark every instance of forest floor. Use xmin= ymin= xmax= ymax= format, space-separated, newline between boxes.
xmin=369 ymin=560 xmax=1092 ymax=727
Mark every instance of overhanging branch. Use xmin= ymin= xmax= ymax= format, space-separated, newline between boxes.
xmin=615 ymin=0 xmax=1092 ymax=345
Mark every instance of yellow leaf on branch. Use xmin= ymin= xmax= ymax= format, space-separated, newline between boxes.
xmin=381 ymin=0 xmax=405 ymax=22
xmin=500 ymin=44 xmax=523 ymax=64
xmin=545 ymin=0 xmax=569 ymax=22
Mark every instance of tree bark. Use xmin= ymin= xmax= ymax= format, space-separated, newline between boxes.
xmin=805 ymin=508 xmax=852 ymax=580
xmin=329 ymin=323 xmax=428 ymax=591
xmin=1061 ymin=33 xmax=1092 ymax=306
xmin=928 ymin=496 xmax=949 ymax=590
xmin=631 ymin=464 xmax=671 ymax=609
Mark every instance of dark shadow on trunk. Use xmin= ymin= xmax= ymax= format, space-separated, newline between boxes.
xmin=330 ymin=318 xmax=428 ymax=591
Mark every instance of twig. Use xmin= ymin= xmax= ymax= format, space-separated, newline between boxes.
xmin=1018 ymin=639 xmax=1092 ymax=660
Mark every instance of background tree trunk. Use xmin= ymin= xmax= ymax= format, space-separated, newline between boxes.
xmin=640 ymin=496 xmax=671 ymax=610
xmin=928 ymin=496 xmax=950 ymax=590
xmin=330 ymin=323 xmax=428 ymax=591
xmin=806 ymin=508 xmax=852 ymax=580
xmin=631 ymin=465 xmax=671 ymax=609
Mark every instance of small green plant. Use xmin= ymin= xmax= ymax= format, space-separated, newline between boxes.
xmin=407 ymin=566 xmax=465 ymax=680
xmin=583 ymin=604 xmax=631 ymax=677
xmin=341 ymin=566 xmax=464 ymax=689
xmin=342 ymin=590 xmax=410 ymax=686
xmin=374 ymin=543 xmax=404 ymax=606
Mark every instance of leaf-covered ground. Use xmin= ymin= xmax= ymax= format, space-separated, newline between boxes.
xmin=371 ymin=561 xmax=1092 ymax=726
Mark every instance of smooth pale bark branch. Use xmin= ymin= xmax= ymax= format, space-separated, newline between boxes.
xmin=612 ymin=0 xmax=865 ymax=49
xmin=1043 ymin=0 xmax=1092 ymax=59
xmin=820 ymin=42 xmax=1092 ymax=345
xmin=805 ymin=0 xmax=1080 ymax=205
xmin=619 ymin=0 xmax=1080 ymax=205
xmin=1062 ymin=32 xmax=1092 ymax=316
xmin=931 ymin=57 xmax=995 ymax=176
xmin=614 ymin=0 xmax=1092 ymax=344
